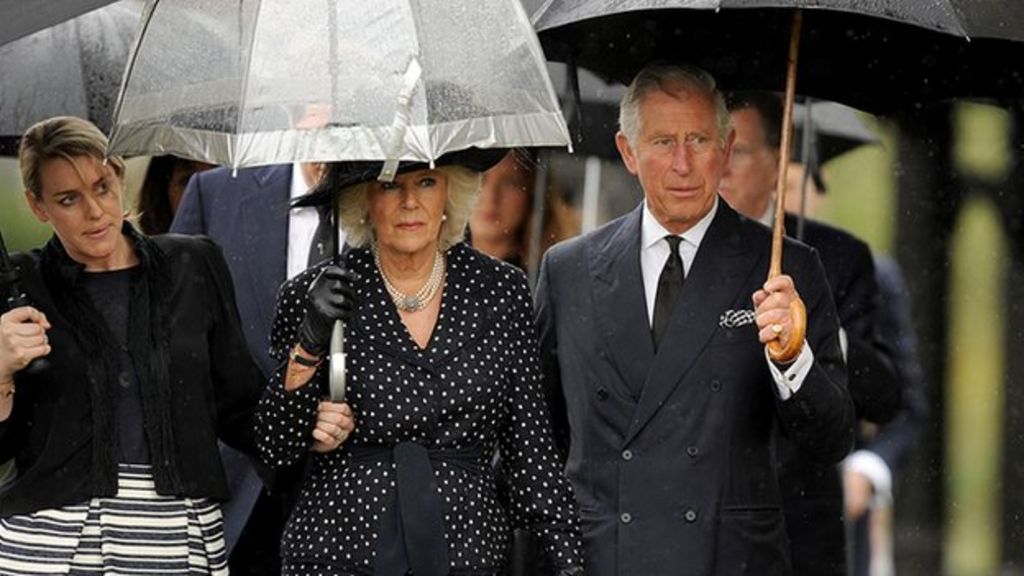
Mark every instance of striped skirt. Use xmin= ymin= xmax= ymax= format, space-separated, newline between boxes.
xmin=0 ymin=464 xmax=228 ymax=575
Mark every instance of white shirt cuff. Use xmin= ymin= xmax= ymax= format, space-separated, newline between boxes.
xmin=845 ymin=450 xmax=894 ymax=506
xmin=765 ymin=342 xmax=814 ymax=400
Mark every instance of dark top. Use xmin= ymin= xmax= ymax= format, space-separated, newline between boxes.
xmin=79 ymin=267 xmax=149 ymax=464
xmin=0 ymin=225 xmax=266 ymax=517
xmin=256 ymin=243 xmax=583 ymax=575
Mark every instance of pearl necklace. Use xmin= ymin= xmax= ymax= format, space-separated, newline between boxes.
xmin=373 ymin=246 xmax=446 ymax=312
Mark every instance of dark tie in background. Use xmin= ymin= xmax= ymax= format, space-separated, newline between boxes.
xmin=307 ymin=205 xmax=336 ymax=268
xmin=652 ymin=235 xmax=685 ymax=349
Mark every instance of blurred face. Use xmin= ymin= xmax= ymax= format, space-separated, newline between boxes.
xmin=168 ymin=160 xmax=213 ymax=214
xmin=616 ymin=87 xmax=734 ymax=234
xmin=368 ymin=168 xmax=449 ymax=258
xmin=470 ymin=154 xmax=533 ymax=247
xmin=25 ymin=155 xmax=130 ymax=271
xmin=783 ymin=162 xmax=825 ymax=218
xmin=720 ymin=107 xmax=779 ymax=220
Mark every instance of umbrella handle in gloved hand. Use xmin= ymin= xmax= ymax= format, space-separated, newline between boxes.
xmin=767 ymin=298 xmax=806 ymax=364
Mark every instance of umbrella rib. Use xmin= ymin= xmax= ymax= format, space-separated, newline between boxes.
xmin=233 ymin=0 xmax=265 ymax=169
xmin=109 ymin=0 xmax=159 ymax=147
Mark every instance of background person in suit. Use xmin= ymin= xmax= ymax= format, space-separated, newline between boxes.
xmin=535 ymin=63 xmax=855 ymax=576
xmin=720 ymin=91 xmax=901 ymax=576
xmin=135 ymin=155 xmax=214 ymax=235
xmin=170 ymin=160 xmax=333 ymax=575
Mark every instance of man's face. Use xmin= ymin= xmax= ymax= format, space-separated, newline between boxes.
xmin=616 ymin=87 xmax=734 ymax=234
xmin=719 ymin=107 xmax=779 ymax=220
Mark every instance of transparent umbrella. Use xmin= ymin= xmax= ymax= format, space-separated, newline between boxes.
xmin=108 ymin=0 xmax=571 ymax=170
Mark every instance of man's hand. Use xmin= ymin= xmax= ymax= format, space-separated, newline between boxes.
xmin=752 ymin=274 xmax=802 ymax=352
xmin=844 ymin=469 xmax=874 ymax=520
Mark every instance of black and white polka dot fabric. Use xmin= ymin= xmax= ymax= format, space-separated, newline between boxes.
xmin=256 ymin=243 xmax=583 ymax=575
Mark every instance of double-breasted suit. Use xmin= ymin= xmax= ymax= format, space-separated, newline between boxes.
xmin=535 ymin=200 xmax=855 ymax=576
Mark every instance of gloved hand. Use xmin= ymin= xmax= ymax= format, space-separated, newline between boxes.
xmin=297 ymin=264 xmax=357 ymax=357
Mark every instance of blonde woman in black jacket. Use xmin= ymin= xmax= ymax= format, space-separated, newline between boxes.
xmin=0 ymin=116 xmax=266 ymax=575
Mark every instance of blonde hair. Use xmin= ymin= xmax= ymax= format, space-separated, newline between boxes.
xmin=18 ymin=116 xmax=126 ymax=199
xmin=339 ymin=165 xmax=481 ymax=251
xmin=619 ymin=63 xmax=732 ymax=148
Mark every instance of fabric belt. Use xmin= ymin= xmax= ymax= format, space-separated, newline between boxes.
xmin=349 ymin=443 xmax=485 ymax=576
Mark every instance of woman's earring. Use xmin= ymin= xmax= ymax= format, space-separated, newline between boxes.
xmin=441 ymin=214 xmax=448 ymax=222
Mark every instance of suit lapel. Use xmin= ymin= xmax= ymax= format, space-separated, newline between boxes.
xmin=241 ymin=165 xmax=290 ymax=330
xmin=624 ymin=202 xmax=763 ymax=445
xmin=590 ymin=206 xmax=654 ymax=400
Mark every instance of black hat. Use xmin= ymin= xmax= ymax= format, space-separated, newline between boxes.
xmin=293 ymin=147 xmax=508 ymax=209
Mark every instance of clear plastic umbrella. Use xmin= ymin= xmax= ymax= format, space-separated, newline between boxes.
xmin=108 ymin=0 xmax=571 ymax=170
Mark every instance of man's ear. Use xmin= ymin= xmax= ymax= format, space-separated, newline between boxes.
xmin=615 ymin=131 xmax=639 ymax=175
xmin=24 ymin=190 xmax=49 ymax=223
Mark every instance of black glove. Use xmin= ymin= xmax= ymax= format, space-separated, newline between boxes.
xmin=297 ymin=264 xmax=357 ymax=357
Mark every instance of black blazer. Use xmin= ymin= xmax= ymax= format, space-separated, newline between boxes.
xmin=256 ymin=244 xmax=583 ymax=574
xmin=776 ymin=214 xmax=902 ymax=576
xmin=535 ymin=201 xmax=855 ymax=576
xmin=0 ymin=230 xmax=264 ymax=517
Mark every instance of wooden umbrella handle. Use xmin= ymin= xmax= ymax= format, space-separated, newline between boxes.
xmin=767 ymin=9 xmax=807 ymax=364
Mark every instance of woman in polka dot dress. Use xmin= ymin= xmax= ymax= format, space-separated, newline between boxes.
xmin=256 ymin=150 xmax=585 ymax=576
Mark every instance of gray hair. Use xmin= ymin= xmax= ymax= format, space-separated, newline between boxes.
xmin=338 ymin=165 xmax=481 ymax=252
xmin=618 ymin=63 xmax=732 ymax=148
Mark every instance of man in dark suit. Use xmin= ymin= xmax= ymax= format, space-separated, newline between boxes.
xmin=720 ymin=91 xmax=902 ymax=575
xmin=170 ymin=161 xmax=329 ymax=575
xmin=535 ymin=63 xmax=855 ymax=576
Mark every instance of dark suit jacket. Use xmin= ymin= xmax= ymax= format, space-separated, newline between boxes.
xmin=169 ymin=164 xmax=292 ymax=555
xmin=777 ymin=214 xmax=901 ymax=576
xmin=171 ymin=164 xmax=291 ymax=376
xmin=536 ymin=201 xmax=855 ymax=576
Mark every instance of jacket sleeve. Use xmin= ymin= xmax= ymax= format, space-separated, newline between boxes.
xmin=255 ymin=268 xmax=322 ymax=468
xmin=534 ymin=250 xmax=570 ymax=460
xmin=833 ymin=239 xmax=901 ymax=425
xmin=774 ymin=246 xmax=856 ymax=465
xmin=497 ymin=272 xmax=584 ymax=572
xmin=198 ymin=238 xmax=267 ymax=457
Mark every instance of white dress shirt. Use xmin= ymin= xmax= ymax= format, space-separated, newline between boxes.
xmin=640 ymin=197 xmax=813 ymax=400
xmin=286 ymin=164 xmax=346 ymax=280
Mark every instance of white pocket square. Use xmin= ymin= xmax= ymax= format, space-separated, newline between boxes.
xmin=719 ymin=309 xmax=756 ymax=328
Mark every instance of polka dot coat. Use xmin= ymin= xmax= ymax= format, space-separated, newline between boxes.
xmin=256 ymin=243 xmax=583 ymax=575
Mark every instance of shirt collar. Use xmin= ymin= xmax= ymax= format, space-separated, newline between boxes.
xmin=757 ymin=200 xmax=774 ymax=227
xmin=289 ymin=163 xmax=310 ymax=202
xmin=642 ymin=195 xmax=719 ymax=251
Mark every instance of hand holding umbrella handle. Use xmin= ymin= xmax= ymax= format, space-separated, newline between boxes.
xmin=328 ymin=319 xmax=346 ymax=402
xmin=766 ymin=8 xmax=807 ymax=366
xmin=766 ymin=298 xmax=806 ymax=364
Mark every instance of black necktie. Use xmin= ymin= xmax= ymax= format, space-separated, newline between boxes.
xmin=307 ymin=205 xmax=336 ymax=268
xmin=652 ymin=235 xmax=685 ymax=349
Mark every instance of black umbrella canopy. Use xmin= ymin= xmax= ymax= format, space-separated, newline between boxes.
xmin=0 ymin=0 xmax=120 ymax=45
xmin=531 ymin=1 xmax=1024 ymax=114
xmin=0 ymin=0 xmax=142 ymax=152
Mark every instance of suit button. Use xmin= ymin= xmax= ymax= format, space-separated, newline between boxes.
xmin=596 ymin=387 xmax=609 ymax=401
xmin=710 ymin=380 xmax=722 ymax=392
xmin=622 ymin=449 xmax=633 ymax=461
xmin=686 ymin=446 xmax=699 ymax=458
xmin=684 ymin=509 xmax=698 ymax=523
xmin=620 ymin=513 xmax=632 ymax=524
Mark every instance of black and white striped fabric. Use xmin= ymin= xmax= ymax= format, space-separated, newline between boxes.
xmin=0 ymin=464 xmax=228 ymax=575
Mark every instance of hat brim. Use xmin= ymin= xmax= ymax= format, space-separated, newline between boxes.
xmin=293 ymin=147 xmax=509 ymax=209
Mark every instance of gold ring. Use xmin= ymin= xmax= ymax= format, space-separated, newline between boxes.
xmin=771 ymin=323 xmax=784 ymax=335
